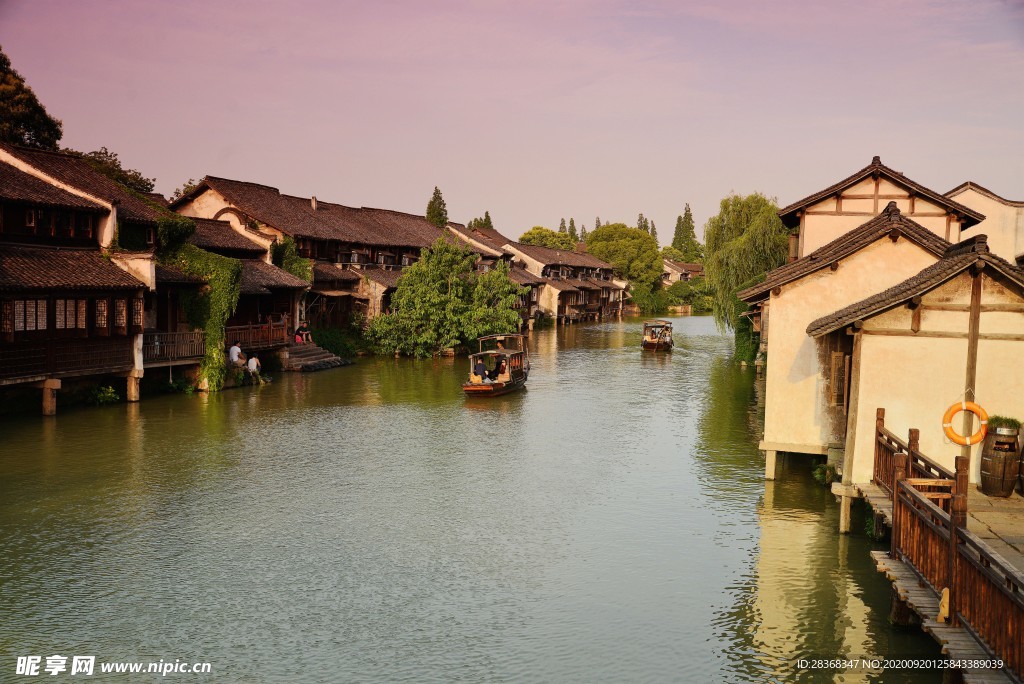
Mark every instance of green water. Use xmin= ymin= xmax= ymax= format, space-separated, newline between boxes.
xmin=0 ymin=316 xmax=940 ymax=682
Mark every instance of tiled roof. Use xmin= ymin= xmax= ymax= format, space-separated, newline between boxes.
xmin=155 ymin=264 xmax=205 ymax=285
xmin=175 ymin=176 xmax=449 ymax=248
xmin=0 ymin=160 xmax=108 ymax=212
xmin=472 ymin=226 xmax=514 ymax=246
xmin=565 ymin=278 xmax=598 ymax=290
xmin=738 ymin=203 xmax=951 ymax=302
xmin=187 ymin=217 xmax=265 ymax=256
xmin=508 ymin=267 xmax=544 ymax=285
xmin=508 ymin=241 xmax=613 ymax=269
xmin=144 ymin=192 xmax=170 ymax=208
xmin=664 ymin=259 xmax=704 ymax=274
xmin=239 ymin=259 xmax=309 ymax=295
xmin=313 ymin=262 xmax=362 ymax=283
xmin=588 ymin=277 xmax=624 ymax=290
xmin=545 ymin=279 xmax=579 ymax=292
xmin=1 ymin=143 xmax=164 ymax=224
xmin=359 ymin=268 xmax=404 ymax=289
xmin=448 ymin=224 xmax=506 ymax=257
xmin=778 ymin=155 xmax=984 ymax=229
xmin=0 ymin=245 xmax=145 ymax=292
xmin=806 ymin=236 xmax=1024 ymax=337
xmin=945 ymin=181 xmax=1024 ymax=208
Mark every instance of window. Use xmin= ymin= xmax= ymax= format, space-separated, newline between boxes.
xmin=829 ymin=351 xmax=850 ymax=411
xmin=1 ymin=300 xmax=12 ymax=335
xmin=9 ymin=299 xmax=47 ymax=332
xmin=54 ymin=298 xmax=87 ymax=330
xmin=76 ymin=214 xmax=94 ymax=239
xmin=95 ymin=299 xmax=108 ymax=329
xmin=114 ymin=299 xmax=127 ymax=328
xmin=25 ymin=209 xmax=36 ymax=229
xmin=131 ymin=297 xmax=143 ymax=329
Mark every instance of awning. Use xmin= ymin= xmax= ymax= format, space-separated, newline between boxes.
xmin=312 ymin=289 xmax=354 ymax=297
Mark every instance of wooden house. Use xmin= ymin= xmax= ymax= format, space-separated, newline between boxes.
xmin=502 ymin=242 xmax=624 ymax=324
xmin=170 ymin=177 xmax=489 ymax=324
xmin=662 ymin=259 xmax=703 ymax=284
xmin=0 ymin=144 xmax=158 ymax=413
xmin=742 ymin=167 xmax=984 ymax=478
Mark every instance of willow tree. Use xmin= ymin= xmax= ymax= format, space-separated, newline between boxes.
xmin=703 ymin=193 xmax=788 ymax=359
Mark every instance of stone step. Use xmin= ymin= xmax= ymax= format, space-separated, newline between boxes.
xmin=282 ymin=343 xmax=350 ymax=372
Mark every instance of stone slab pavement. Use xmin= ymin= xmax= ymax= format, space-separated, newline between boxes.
xmin=966 ymin=487 xmax=1024 ymax=573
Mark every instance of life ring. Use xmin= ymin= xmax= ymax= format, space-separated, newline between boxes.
xmin=942 ymin=401 xmax=989 ymax=446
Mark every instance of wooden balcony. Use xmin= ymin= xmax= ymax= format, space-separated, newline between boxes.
xmin=0 ymin=337 xmax=134 ymax=385
xmin=225 ymin=322 xmax=289 ymax=351
xmin=143 ymin=331 xmax=205 ymax=367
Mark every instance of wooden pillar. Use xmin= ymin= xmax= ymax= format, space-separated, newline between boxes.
xmin=126 ymin=375 xmax=140 ymax=402
xmin=838 ymin=336 xmax=863 ymax=534
xmin=947 ymin=455 xmax=970 ymax=627
xmin=890 ymin=451 xmax=908 ymax=560
xmin=38 ymin=378 xmax=61 ymax=416
xmin=765 ymin=450 xmax=779 ymax=480
xmin=889 ymin=583 xmax=917 ymax=627
xmin=962 ymin=267 xmax=983 ymax=470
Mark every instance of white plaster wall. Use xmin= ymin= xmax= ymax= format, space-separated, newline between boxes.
xmin=762 ymin=237 xmax=939 ymax=452
xmin=847 ymin=274 xmax=1024 ymax=483
xmin=111 ymin=254 xmax=156 ymax=291
xmin=950 ymin=188 xmax=1024 ymax=264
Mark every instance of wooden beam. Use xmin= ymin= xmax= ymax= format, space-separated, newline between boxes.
xmin=804 ymin=210 xmax=875 ymax=217
xmin=860 ymin=328 xmax=1024 ymax=341
xmin=962 ymin=270 xmax=983 ymax=461
xmin=921 ymin=303 xmax=1024 ymax=313
xmin=911 ymin=306 xmax=921 ymax=333
xmin=840 ymin=193 xmax=912 ymax=200
xmin=874 ymin=176 xmax=880 ymax=213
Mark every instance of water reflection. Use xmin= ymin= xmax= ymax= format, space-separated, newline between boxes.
xmin=0 ymin=316 xmax=940 ymax=682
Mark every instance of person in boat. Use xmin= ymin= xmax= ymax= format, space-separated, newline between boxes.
xmin=489 ymin=359 xmax=507 ymax=381
xmin=474 ymin=358 xmax=492 ymax=384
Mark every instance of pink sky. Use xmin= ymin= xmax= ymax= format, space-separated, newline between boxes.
xmin=2 ymin=0 xmax=1023 ymax=240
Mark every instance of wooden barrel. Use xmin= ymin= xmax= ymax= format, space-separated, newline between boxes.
xmin=980 ymin=427 xmax=1020 ymax=497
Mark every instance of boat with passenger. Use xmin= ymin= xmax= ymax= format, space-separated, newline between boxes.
xmin=463 ymin=334 xmax=530 ymax=397
xmin=641 ymin=320 xmax=674 ymax=351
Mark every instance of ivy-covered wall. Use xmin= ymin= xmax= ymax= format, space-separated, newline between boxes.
xmin=271 ymin=236 xmax=312 ymax=282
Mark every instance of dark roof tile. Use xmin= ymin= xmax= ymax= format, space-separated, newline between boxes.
xmin=739 ymin=203 xmax=951 ymax=302
xmin=187 ymin=217 xmax=265 ymax=255
xmin=0 ymin=161 xmax=108 ymax=212
xmin=0 ymin=245 xmax=145 ymax=292
xmin=239 ymin=259 xmax=309 ymax=295
xmin=778 ymin=156 xmax=984 ymax=229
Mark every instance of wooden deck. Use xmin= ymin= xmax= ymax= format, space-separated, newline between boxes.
xmin=872 ymin=551 xmax=1011 ymax=683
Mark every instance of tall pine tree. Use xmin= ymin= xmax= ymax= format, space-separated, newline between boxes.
xmin=568 ymin=218 xmax=578 ymax=242
xmin=467 ymin=210 xmax=494 ymax=230
xmin=425 ymin=186 xmax=448 ymax=228
xmin=595 ymin=217 xmax=601 ymax=231
xmin=580 ymin=225 xmax=588 ymax=243
xmin=650 ymin=220 xmax=657 ymax=245
xmin=558 ymin=218 xmax=567 ymax=233
xmin=671 ymin=204 xmax=703 ymax=262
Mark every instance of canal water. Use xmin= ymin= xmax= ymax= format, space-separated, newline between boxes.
xmin=0 ymin=316 xmax=941 ymax=683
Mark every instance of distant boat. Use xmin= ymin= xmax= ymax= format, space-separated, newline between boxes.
xmin=463 ymin=334 xmax=530 ymax=397
xmin=641 ymin=320 xmax=674 ymax=351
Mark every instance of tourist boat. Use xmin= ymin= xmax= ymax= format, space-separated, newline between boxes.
xmin=463 ymin=336 xmax=530 ymax=397
xmin=478 ymin=334 xmax=530 ymax=378
xmin=641 ymin=320 xmax=674 ymax=351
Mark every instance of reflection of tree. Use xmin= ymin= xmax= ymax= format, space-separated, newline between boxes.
xmin=696 ymin=356 xmax=761 ymax=470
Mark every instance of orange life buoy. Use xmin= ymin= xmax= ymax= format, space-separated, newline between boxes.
xmin=942 ymin=401 xmax=989 ymax=446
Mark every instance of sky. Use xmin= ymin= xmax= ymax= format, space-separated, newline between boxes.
xmin=2 ymin=0 xmax=1023 ymax=241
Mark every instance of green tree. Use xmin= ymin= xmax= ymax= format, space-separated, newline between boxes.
xmin=666 ymin=276 xmax=713 ymax=314
xmin=467 ymin=210 xmax=493 ymax=230
xmin=68 ymin=147 xmax=155 ymax=193
xmin=0 ymin=45 xmax=63 ymax=150
xmin=558 ymin=218 xmax=567 ymax=233
xmin=426 ymin=186 xmax=448 ymax=228
xmin=580 ymin=225 xmax=589 ymax=243
xmin=637 ymin=213 xmax=649 ymax=234
xmin=366 ymin=239 xmax=525 ymax=357
xmin=671 ymin=204 xmax=703 ymax=262
xmin=171 ymin=178 xmax=199 ymax=202
xmin=650 ymin=220 xmax=657 ymax=245
xmin=595 ymin=216 xmax=601 ymax=231
xmin=518 ymin=226 xmax=576 ymax=250
xmin=586 ymin=223 xmax=663 ymax=312
xmin=568 ymin=218 xmax=579 ymax=242
xmin=703 ymin=192 xmax=788 ymax=359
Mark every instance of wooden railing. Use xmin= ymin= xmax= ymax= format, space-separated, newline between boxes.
xmin=142 ymin=331 xmax=205 ymax=364
xmin=0 ymin=337 xmax=134 ymax=382
xmin=885 ymin=421 xmax=1024 ymax=680
xmin=225 ymin=322 xmax=289 ymax=350
xmin=874 ymin=408 xmax=954 ymax=509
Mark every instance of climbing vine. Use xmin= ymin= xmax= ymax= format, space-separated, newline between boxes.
xmin=271 ymin=236 xmax=312 ymax=282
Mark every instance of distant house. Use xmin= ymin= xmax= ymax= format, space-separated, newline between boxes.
xmin=503 ymin=242 xmax=624 ymax=323
xmin=662 ymin=259 xmax=703 ymax=284
xmin=171 ymin=177 xmax=490 ymax=325
xmin=945 ymin=182 xmax=1024 ymax=267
